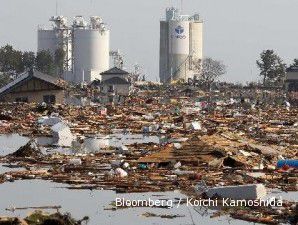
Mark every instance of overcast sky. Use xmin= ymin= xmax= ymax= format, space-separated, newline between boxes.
xmin=0 ymin=0 xmax=297 ymax=83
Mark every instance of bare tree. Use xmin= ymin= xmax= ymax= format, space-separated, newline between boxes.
xmin=193 ymin=57 xmax=226 ymax=89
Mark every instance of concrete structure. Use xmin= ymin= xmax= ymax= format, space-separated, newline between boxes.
xmin=285 ymin=66 xmax=298 ymax=92
xmin=159 ymin=7 xmax=203 ymax=83
xmin=38 ymin=16 xmax=72 ymax=72
xmin=73 ymin=16 xmax=110 ymax=83
xmin=99 ymin=67 xmax=131 ymax=96
xmin=0 ymin=70 xmax=64 ymax=104
xmin=205 ymin=184 xmax=267 ymax=200
xmin=38 ymin=15 xmax=110 ymax=84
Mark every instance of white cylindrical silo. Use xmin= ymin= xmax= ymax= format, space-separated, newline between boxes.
xmin=37 ymin=29 xmax=59 ymax=56
xmin=73 ymin=18 xmax=110 ymax=83
xmin=159 ymin=8 xmax=203 ymax=83
xmin=190 ymin=20 xmax=203 ymax=62
xmin=168 ymin=20 xmax=190 ymax=81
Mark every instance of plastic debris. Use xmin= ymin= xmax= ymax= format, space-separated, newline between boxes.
xmin=277 ymin=159 xmax=298 ymax=169
xmin=38 ymin=116 xmax=62 ymax=126
xmin=115 ymin=168 xmax=128 ymax=177
xmin=51 ymin=122 xmax=74 ymax=147
xmin=68 ymin=158 xmax=82 ymax=166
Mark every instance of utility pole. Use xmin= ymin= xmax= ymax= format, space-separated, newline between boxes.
xmin=55 ymin=1 xmax=58 ymax=16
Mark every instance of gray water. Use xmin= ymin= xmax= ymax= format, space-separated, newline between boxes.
xmin=0 ymin=163 xmax=24 ymax=173
xmin=0 ymin=134 xmax=296 ymax=225
xmin=0 ymin=179 xmax=251 ymax=225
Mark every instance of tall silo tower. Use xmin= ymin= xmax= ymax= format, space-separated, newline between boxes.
xmin=159 ymin=7 xmax=203 ymax=84
xmin=73 ymin=16 xmax=110 ymax=83
xmin=37 ymin=16 xmax=72 ymax=73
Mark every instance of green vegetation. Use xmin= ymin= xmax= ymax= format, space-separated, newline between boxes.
xmin=0 ymin=44 xmax=65 ymax=88
xmin=0 ymin=45 xmax=24 ymax=74
xmin=36 ymin=50 xmax=55 ymax=76
xmin=256 ymin=50 xmax=286 ymax=86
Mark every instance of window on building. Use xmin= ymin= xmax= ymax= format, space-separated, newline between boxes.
xmin=108 ymin=85 xmax=114 ymax=92
xmin=43 ymin=95 xmax=56 ymax=104
xmin=288 ymin=81 xmax=298 ymax=92
xmin=15 ymin=97 xmax=28 ymax=103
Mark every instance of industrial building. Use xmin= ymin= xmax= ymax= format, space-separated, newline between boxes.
xmin=38 ymin=16 xmax=72 ymax=73
xmin=72 ymin=16 xmax=110 ymax=83
xmin=38 ymin=15 xmax=110 ymax=84
xmin=159 ymin=7 xmax=203 ymax=84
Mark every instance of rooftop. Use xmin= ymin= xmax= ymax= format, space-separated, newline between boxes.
xmin=100 ymin=67 xmax=129 ymax=76
xmin=102 ymin=77 xmax=130 ymax=85
xmin=0 ymin=70 xmax=64 ymax=96
xmin=286 ymin=66 xmax=298 ymax=72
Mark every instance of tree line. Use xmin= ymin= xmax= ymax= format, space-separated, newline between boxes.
xmin=0 ymin=44 xmax=64 ymax=87
xmin=0 ymin=44 xmax=296 ymax=89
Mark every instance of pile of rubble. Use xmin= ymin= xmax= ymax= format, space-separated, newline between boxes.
xmin=0 ymin=87 xmax=297 ymax=224
xmin=0 ymin=210 xmax=88 ymax=225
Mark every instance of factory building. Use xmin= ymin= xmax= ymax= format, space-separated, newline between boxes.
xmin=159 ymin=7 xmax=203 ymax=84
xmin=37 ymin=15 xmax=110 ymax=84
xmin=38 ymin=16 xmax=72 ymax=72
xmin=72 ymin=16 xmax=110 ymax=83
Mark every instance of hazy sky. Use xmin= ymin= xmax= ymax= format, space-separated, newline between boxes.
xmin=0 ymin=0 xmax=297 ymax=83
